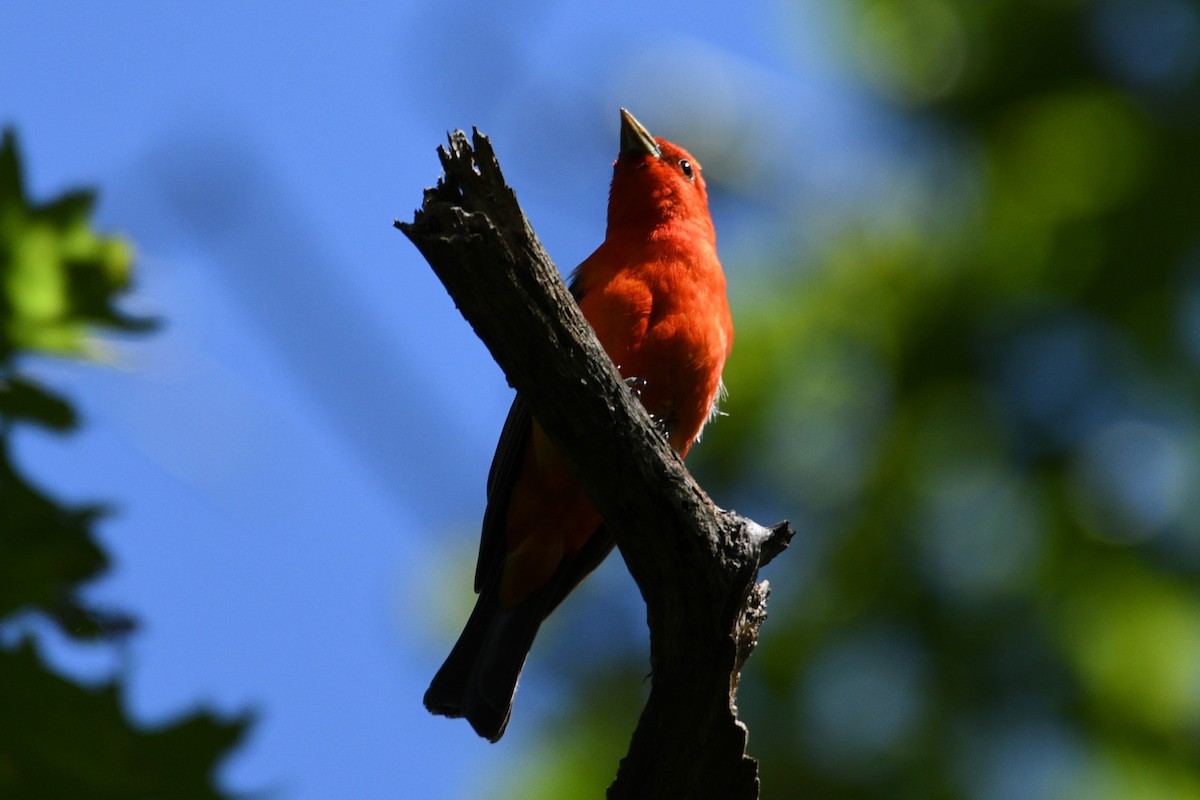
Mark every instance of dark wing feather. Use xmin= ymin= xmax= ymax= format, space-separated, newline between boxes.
xmin=474 ymin=272 xmax=589 ymax=593
xmin=475 ymin=395 xmax=531 ymax=592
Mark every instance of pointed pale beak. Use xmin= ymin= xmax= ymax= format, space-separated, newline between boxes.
xmin=619 ymin=108 xmax=661 ymax=159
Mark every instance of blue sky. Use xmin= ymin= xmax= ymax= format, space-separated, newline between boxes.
xmin=0 ymin=3 xmax=885 ymax=797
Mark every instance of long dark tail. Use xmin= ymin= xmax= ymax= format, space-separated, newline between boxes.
xmin=424 ymin=530 xmax=615 ymax=742
xmin=423 ymin=577 xmax=546 ymax=742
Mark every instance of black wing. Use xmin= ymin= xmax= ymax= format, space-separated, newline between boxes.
xmin=473 ymin=273 xmax=591 ymax=593
xmin=474 ymin=395 xmax=531 ymax=592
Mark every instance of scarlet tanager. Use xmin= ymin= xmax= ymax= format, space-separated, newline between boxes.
xmin=424 ymin=108 xmax=733 ymax=742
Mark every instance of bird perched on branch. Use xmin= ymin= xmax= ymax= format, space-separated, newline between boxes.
xmin=424 ymin=108 xmax=733 ymax=741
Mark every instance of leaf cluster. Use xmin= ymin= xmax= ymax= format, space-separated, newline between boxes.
xmin=0 ymin=130 xmax=247 ymax=800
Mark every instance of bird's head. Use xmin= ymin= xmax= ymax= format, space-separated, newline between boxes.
xmin=607 ymin=108 xmax=714 ymax=241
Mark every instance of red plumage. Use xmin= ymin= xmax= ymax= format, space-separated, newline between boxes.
xmin=425 ymin=109 xmax=733 ymax=741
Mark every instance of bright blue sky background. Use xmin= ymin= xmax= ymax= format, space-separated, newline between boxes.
xmin=0 ymin=3 xmax=896 ymax=797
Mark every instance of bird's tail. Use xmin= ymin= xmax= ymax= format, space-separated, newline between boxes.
xmin=424 ymin=529 xmax=616 ymax=742
xmin=423 ymin=577 xmax=546 ymax=742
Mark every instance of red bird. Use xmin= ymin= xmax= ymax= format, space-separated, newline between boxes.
xmin=424 ymin=108 xmax=733 ymax=741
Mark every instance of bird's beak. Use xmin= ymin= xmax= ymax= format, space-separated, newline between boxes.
xmin=620 ymin=108 xmax=661 ymax=160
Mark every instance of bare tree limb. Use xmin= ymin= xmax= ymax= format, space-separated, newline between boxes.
xmin=396 ymin=128 xmax=794 ymax=800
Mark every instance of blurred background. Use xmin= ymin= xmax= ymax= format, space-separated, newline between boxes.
xmin=3 ymin=0 xmax=1199 ymax=797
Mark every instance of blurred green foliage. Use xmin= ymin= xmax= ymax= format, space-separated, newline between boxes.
xmin=0 ymin=129 xmax=247 ymax=799
xmin=503 ymin=1 xmax=1200 ymax=797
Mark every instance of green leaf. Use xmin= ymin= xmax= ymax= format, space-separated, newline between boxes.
xmin=0 ymin=375 xmax=77 ymax=431
xmin=0 ymin=127 xmax=248 ymax=800
xmin=0 ymin=442 xmax=112 ymax=638
xmin=0 ymin=639 xmax=251 ymax=800
xmin=0 ymin=128 xmax=153 ymax=360
xmin=0 ymin=129 xmax=26 ymax=219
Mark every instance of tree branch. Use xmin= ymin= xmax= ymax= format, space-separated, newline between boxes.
xmin=396 ymin=128 xmax=794 ymax=800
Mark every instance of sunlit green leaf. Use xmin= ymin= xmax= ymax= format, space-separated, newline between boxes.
xmin=1054 ymin=558 xmax=1200 ymax=734
xmin=0 ymin=129 xmax=152 ymax=360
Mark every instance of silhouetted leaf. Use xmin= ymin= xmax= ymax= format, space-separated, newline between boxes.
xmin=0 ymin=128 xmax=250 ymax=798
xmin=0 ymin=375 xmax=77 ymax=431
xmin=0 ymin=639 xmax=250 ymax=800
xmin=0 ymin=443 xmax=110 ymax=635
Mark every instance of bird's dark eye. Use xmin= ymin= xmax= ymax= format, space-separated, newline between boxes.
xmin=679 ymin=159 xmax=694 ymax=179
